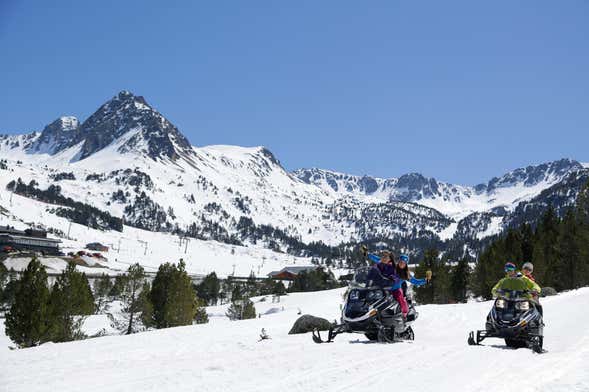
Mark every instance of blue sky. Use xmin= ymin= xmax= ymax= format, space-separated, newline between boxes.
xmin=1 ymin=1 xmax=588 ymax=185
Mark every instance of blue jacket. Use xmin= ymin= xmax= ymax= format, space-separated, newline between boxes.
xmin=368 ymin=253 xmax=427 ymax=291
xmin=390 ymin=274 xmax=427 ymax=291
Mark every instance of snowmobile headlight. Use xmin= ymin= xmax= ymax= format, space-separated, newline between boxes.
xmin=495 ymin=299 xmax=506 ymax=309
xmin=515 ymin=301 xmax=530 ymax=311
xmin=366 ymin=290 xmax=383 ymax=301
xmin=349 ymin=290 xmax=359 ymax=300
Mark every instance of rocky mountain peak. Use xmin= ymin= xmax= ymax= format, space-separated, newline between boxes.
xmin=76 ymin=91 xmax=193 ymax=161
xmin=477 ymin=158 xmax=583 ymax=193
xmin=391 ymin=173 xmax=440 ymax=201
xmin=28 ymin=116 xmax=82 ymax=154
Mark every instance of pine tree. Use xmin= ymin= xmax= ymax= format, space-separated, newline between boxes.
xmin=48 ymin=261 xmax=95 ymax=342
xmin=537 ymin=206 xmax=561 ymax=287
xmin=195 ymin=272 xmax=220 ymax=305
xmin=289 ymin=267 xmax=338 ymax=292
xmin=0 ymin=262 xmax=7 ymax=302
xmin=1 ymin=271 xmax=18 ymax=311
xmin=242 ymin=298 xmax=256 ymax=319
xmin=139 ymin=282 xmax=154 ymax=328
xmin=575 ymin=180 xmax=589 ymax=226
xmin=473 ymin=239 xmax=509 ymax=299
xmin=5 ymin=257 xmax=51 ymax=348
xmin=120 ymin=263 xmax=146 ymax=334
xmin=93 ymin=273 xmax=113 ymax=311
xmin=194 ymin=297 xmax=209 ymax=324
xmin=520 ymin=223 xmax=534 ymax=265
xmin=108 ymin=274 xmax=127 ymax=298
xmin=231 ymin=284 xmax=243 ymax=302
xmin=449 ymin=257 xmax=471 ymax=303
xmin=149 ymin=261 xmax=198 ymax=328
xmin=246 ymin=271 xmax=258 ymax=297
xmin=226 ymin=298 xmax=256 ymax=320
xmin=557 ymin=209 xmax=588 ymax=289
xmin=414 ymin=249 xmax=451 ymax=304
xmin=289 ymin=271 xmax=309 ymax=292
xmin=573 ymin=182 xmax=589 ymax=287
xmin=272 ymin=280 xmax=286 ymax=296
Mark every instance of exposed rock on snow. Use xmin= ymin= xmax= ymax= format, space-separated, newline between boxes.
xmin=288 ymin=314 xmax=332 ymax=334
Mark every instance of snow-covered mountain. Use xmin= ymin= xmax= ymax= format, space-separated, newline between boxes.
xmin=294 ymin=158 xmax=585 ymax=220
xmin=1 ymin=91 xmax=588 ymax=254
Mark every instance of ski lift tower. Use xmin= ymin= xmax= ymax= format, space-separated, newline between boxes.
xmin=138 ymin=239 xmax=148 ymax=256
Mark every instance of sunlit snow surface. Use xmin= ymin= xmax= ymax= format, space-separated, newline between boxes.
xmin=1 ymin=287 xmax=588 ymax=392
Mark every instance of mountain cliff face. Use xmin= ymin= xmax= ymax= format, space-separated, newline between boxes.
xmin=28 ymin=116 xmax=82 ymax=155
xmin=76 ymin=91 xmax=193 ymax=161
xmin=1 ymin=91 xmax=587 ymax=255
xmin=5 ymin=91 xmax=193 ymax=162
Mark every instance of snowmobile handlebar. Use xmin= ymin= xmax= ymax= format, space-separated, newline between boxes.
xmin=495 ymin=289 xmax=537 ymax=299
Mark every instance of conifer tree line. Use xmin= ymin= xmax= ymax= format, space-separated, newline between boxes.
xmin=2 ymin=259 xmax=208 ymax=348
xmin=1 ymin=256 xmax=336 ymax=348
xmin=412 ymin=250 xmax=472 ymax=305
xmin=191 ymin=267 xmax=338 ymax=308
xmin=4 ymin=258 xmax=95 ymax=348
xmin=413 ymin=180 xmax=589 ymax=304
xmin=471 ymin=196 xmax=589 ymax=299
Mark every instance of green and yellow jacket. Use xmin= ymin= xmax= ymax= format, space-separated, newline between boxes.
xmin=491 ymin=274 xmax=541 ymax=299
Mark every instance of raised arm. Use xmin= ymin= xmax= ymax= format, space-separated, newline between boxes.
xmin=409 ymin=274 xmax=427 ymax=287
xmin=367 ymin=253 xmax=381 ymax=264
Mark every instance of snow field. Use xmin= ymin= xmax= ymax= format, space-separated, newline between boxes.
xmin=1 ymin=287 xmax=588 ymax=392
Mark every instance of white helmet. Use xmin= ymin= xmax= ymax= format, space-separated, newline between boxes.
xmin=522 ymin=262 xmax=534 ymax=272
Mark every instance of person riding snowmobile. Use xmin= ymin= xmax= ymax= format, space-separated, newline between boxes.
xmin=366 ymin=251 xmax=400 ymax=287
xmin=491 ymin=262 xmax=541 ymax=300
xmin=366 ymin=251 xmax=413 ymax=318
xmin=521 ymin=262 xmax=536 ymax=282
xmin=468 ymin=262 xmax=545 ymax=353
xmin=367 ymin=252 xmax=427 ymax=319
xmin=520 ymin=261 xmax=542 ymax=314
xmin=391 ymin=254 xmax=428 ymax=319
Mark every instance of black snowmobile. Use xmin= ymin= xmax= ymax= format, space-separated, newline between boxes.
xmin=468 ymin=289 xmax=544 ymax=353
xmin=312 ymin=267 xmax=418 ymax=343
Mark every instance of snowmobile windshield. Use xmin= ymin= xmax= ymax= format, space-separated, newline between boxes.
xmin=350 ymin=267 xmax=372 ymax=288
xmin=496 ymin=289 xmax=529 ymax=300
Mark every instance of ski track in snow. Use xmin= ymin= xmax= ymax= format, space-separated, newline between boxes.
xmin=1 ymin=288 xmax=588 ymax=392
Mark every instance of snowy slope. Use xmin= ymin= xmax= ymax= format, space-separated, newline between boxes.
xmin=1 ymin=287 xmax=588 ymax=392
xmin=0 ymin=175 xmax=318 ymax=278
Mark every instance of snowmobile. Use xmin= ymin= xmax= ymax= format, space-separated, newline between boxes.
xmin=468 ymin=289 xmax=544 ymax=353
xmin=312 ymin=267 xmax=418 ymax=343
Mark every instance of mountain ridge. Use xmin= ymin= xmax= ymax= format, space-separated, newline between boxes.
xmin=1 ymin=91 xmax=587 ymax=255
